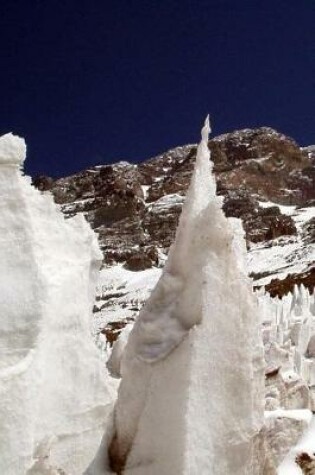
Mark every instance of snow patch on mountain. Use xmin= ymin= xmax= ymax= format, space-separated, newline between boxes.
xmin=248 ymin=203 xmax=315 ymax=287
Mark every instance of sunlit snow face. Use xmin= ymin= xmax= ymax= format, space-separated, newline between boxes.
xmin=134 ymin=272 xmax=187 ymax=362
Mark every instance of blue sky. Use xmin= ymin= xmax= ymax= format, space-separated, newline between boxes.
xmin=0 ymin=0 xmax=314 ymax=177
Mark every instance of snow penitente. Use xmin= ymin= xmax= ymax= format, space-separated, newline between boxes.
xmin=89 ymin=118 xmax=266 ymax=474
xmin=0 ymin=133 xmax=114 ymax=475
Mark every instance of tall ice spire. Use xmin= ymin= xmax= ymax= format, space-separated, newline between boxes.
xmin=89 ymin=117 xmax=265 ymax=475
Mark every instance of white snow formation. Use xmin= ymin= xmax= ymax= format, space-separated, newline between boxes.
xmin=91 ymin=117 xmax=265 ymax=474
xmin=258 ymin=284 xmax=315 ymax=472
xmin=259 ymin=284 xmax=315 ymax=408
xmin=0 ymin=133 xmax=114 ymax=474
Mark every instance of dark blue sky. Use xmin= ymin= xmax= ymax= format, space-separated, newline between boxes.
xmin=0 ymin=0 xmax=314 ymax=178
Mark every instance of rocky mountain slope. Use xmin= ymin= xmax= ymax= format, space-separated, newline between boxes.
xmin=34 ymin=127 xmax=315 ymax=298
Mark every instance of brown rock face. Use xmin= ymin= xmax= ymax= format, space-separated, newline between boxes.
xmin=303 ymin=218 xmax=315 ymax=245
xmin=265 ymin=268 xmax=315 ymax=298
xmin=124 ymin=247 xmax=158 ymax=272
xmin=212 ymin=128 xmax=312 ymax=205
xmin=296 ymin=452 xmax=315 ymax=474
xmin=33 ymin=127 xmax=315 ymax=295
xmin=32 ymin=175 xmax=54 ymax=192
xmin=222 ymin=191 xmax=297 ymax=244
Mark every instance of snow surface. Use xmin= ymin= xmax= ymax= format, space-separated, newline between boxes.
xmin=148 ymin=192 xmax=185 ymax=213
xmin=248 ymin=202 xmax=315 ymax=287
xmin=0 ymin=134 xmax=115 ymax=474
xmin=93 ymin=265 xmax=161 ymax=342
xmin=141 ymin=185 xmax=150 ymax=201
xmin=265 ymin=409 xmax=313 ymax=423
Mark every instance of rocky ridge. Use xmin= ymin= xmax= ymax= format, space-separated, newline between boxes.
xmin=34 ymin=126 xmax=315 ymax=297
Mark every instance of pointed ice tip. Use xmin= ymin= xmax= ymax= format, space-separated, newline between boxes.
xmin=205 ymin=114 xmax=211 ymax=130
xmin=201 ymin=115 xmax=211 ymax=142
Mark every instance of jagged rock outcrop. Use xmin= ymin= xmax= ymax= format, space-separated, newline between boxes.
xmin=222 ymin=191 xmax=297 ymax=244
xmin=265 ymin=269 xmax=315 ymax=298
